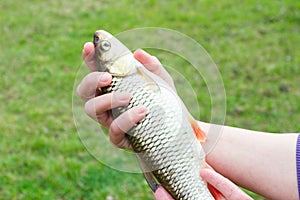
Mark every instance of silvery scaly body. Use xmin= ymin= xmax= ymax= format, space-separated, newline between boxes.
xmin=93 ymin=30 xmax=214 ymax=200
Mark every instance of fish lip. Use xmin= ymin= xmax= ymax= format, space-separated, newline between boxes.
xmin=93 ymin=30 xmax=113 ymax=45
xmin=93 ymin=30 xmax=113 ymax=72
xmin=93 ymin=30 xmax=103 ymax=46
xmin=93 ymin=32 xmax=100 ymax=46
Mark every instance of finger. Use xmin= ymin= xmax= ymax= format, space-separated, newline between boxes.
xmin=133 ymin=49 xmax=163 ymax=74
xmin=84 ymin=92 xmax=131 ymax=127
xmin=133 ymin=49 xmax=175 ymax=90
xmin=82 ymin=42 xmax=97 ymax=72
xmin=77 ymin=72 xmax=112 ymax=101
xmin=200 ymin=169 xmax=253 ymax=200
xmin=153 ymin=186 xmax=174 ymax=200
xmin=109 ymin=106 xmax=147 ymax=149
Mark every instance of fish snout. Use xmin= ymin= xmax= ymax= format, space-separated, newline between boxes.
xmin=93 ymin=30 xmax=102 ymax=46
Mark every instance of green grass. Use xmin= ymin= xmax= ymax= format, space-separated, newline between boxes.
xmin=1 ymin=0 xmax=300 ymax=199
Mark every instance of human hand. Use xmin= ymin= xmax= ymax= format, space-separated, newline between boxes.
xmin=152 ymin=169 xmax=253 ymax=200
xmin=77 ymin=42 xmax=253 ymax=200
xmin=200 ymin=169 xmax=253 ymax=200
xmin=76 ymin=42 xmax=175 ymax=149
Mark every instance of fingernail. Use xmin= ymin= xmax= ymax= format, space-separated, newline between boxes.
xmin=83 ymin=42 xmax=89 ymax=49
xmin=100 ymin=73 xmax=111 ymax=82
xmin=117 ymin=93 xmax=131 ymax=102
xmin=134 ymin=106 xmax=147 ymax=116
xmin=82 ymin=43 xmax=90 ymax=54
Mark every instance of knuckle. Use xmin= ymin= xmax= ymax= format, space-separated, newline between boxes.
xmin=128 ymin=108 xmax=143 ymax=125
xmin=85 ymin=72 xmax=99 ymax=86
xmin=109 ymin=124 xmax=122 ymax=146
xmin=109 ymin=121 xmax=119 ymax=137
xmin=108 ymin=93 xmax=118 ymax=108
xmin=109 ymin=123 xmax=129 ymax=149
xmin=127 ymin=110 xmax=136 ymax=124
xmin=84 ymin=100 xmax=95 ymax=119
xmin=76 ymin=84 xmax=84 ymax=99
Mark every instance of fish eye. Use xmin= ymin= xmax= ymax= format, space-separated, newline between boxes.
xmin=100 ymin=40 xmax=111 ymax=51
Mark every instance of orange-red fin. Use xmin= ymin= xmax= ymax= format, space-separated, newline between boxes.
xmin=204 ymin=163 xmax=226 ymax=200
xmin=207 ymin=183 xmax=226 ymax=200
xmin=189 ymin=117 xmax=207 ymax=142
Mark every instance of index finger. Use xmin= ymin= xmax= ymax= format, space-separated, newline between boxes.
xmin=76 ymin=72 xmax=112 ymax=101
xmin=200 ymin=169 xmax=253 ymax=200
xmin=133 ymin=49 xmax=175 ymax=90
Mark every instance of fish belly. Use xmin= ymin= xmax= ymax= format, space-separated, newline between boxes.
xmin=104 ymin=73 xmax=214 ymax=200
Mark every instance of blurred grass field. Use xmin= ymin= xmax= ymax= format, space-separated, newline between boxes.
xmin=1 ymin=0 xmax=300 ymax=199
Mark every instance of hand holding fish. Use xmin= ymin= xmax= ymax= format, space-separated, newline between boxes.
xmin=77 ymin=40 xmax=252 ymax=200
xmin=77 ymin=30 xmax=299 ymax=200
xmin=153 ymin=169 xmax=253 ymax=200
xmin=77 ymin=42 xmax=174 ymax=149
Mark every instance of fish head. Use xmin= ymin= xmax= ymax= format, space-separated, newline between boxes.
xmin=93 ymin=30 xmax=136 ymax=76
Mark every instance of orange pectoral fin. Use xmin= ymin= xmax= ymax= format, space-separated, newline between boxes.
xmin=207 ymin=183 xmax=226 ymax=200
xmin=189 ymin=117 xmax=207 ymax=142
xmin=204 ymin=164 xmax=226 ymax=200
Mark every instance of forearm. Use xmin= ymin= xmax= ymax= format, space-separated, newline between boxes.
xmin=199 ymin=122 xmax=298 ymax=200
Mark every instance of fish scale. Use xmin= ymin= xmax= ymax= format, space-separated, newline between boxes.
xmin=102 ymin=74 xmax=213 ymax=199
xmin=94 ymin=30 xmax=215 ymax=199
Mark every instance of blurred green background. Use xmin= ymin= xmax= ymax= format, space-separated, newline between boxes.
xmin=1 ymin=0 xmax=300 ymax=199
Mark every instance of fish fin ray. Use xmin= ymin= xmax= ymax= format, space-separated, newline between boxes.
xmin=204 ymin=163 xmax=226 ymax=200
xmin=135 ymin=154 xmax=159 ymax=192
xmin=207 ymin=183 xmax=226 ymax=200
xmin=189 ymin=116 xmax=207 ymax=142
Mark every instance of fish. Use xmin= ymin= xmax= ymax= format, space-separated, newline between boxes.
xmin=93 ymin=30 xmax=223 ymax=200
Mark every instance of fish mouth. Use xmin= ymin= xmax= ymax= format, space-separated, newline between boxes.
xmin=93 ymin=29 xmax=133 ymax=73
xmin=93 ymin=30 xmax=113 ymax=46
xmin=93 ymin=30 xmax=114 ymax=72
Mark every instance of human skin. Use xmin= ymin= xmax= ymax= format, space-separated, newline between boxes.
xmin=77 ymin=42 xmax=298 ymax=200
xmin=200 ymin=122 xmax=298 ymax=200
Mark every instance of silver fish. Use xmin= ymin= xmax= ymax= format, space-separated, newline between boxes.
xmin=93 ymin=30 xmax=217 ymax=200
